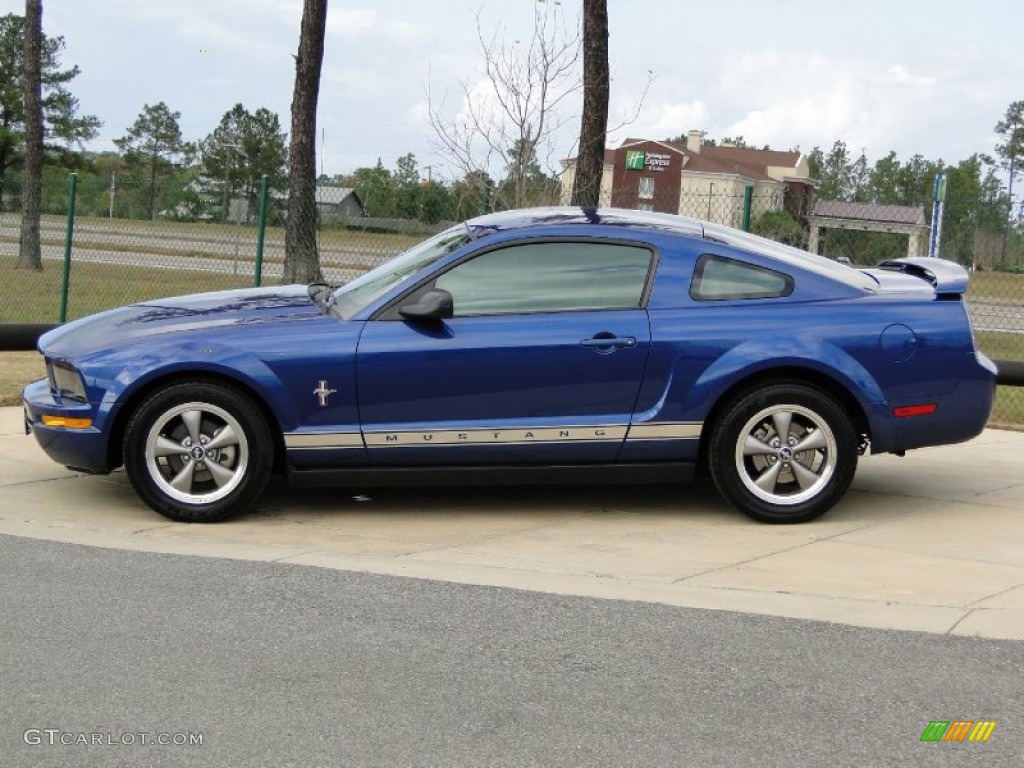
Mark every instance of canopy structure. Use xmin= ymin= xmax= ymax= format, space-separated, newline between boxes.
xmin=807 ymin=201 xmax=929 ymax=258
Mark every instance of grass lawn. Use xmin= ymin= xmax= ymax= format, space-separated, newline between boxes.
xmin=0 ymin=352 xmax=43 ymax=406
xmin=975 ymin=331 xmax=1024 ymax=427
xmin=990 ymin=387 xmax=1024 ymax=429
xmin=968 ymin=270 xmax=1024 ymax=302
xmin=0 ymin=255 xmax=253 ymax=323
xmin=2 ymin=214 xmax=422 ymax=262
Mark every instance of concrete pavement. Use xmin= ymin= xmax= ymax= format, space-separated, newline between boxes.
xmin=2 ymin=405 xmax=1023 ymax=640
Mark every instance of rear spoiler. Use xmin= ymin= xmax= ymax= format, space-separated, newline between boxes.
xmin=876 ymin=257 xmax=969 ymax=296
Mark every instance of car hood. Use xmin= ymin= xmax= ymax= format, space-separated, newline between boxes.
xmin=40 ymin=285 xmax=324 ymax=359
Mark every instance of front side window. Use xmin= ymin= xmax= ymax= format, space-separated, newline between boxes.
xmin=433 ymin=241 xmax=654 ymax=316
xmin=333 ymin=224 xmax=473 ymax=318
xmin=691 ymin=254 xmax=793 ymax=301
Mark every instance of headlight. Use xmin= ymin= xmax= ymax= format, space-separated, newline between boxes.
xmin=48 ymin=360 xmax=88 ymax=402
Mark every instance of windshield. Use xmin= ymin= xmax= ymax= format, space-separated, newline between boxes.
xmin=332 ymin=224 xmax=473 ymax=318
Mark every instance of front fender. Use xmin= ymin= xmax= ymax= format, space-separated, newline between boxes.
xmin=88 ymin=340 xmax=298 ymax=433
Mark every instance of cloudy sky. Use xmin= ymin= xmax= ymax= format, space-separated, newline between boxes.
xmin=6 ymin=0 xmax=1022 ymax=181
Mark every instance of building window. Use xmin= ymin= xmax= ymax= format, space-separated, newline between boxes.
xmin=637 ymin=203 xmax=653 ymax=212
xmin=638 ymin=177 xmax=654 ymax=200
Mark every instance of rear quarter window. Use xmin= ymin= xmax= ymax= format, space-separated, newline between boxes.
xmin=691 ymin=254 xmax=794 ymax=301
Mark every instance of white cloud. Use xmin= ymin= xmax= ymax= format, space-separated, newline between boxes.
xmin=326 ymin=9 xmax=424 ymax=41
xmin=407 ymin=100 xmax=431 ymax=128
xmin=199 ymin=78 xmax=236 ymax=88
xmin=450 ymin=79 xmax=504 ymax=145
xmin=40 ymin=0 xmax=1024 ymax=178
xmin=705 ymin=49 xmax=955 ymax=156
xmin=650 ymin=101 xmax=711 ymax=136
xmin=607 ymin=98 xmax=709 ymax=147
xmin=321 ymin=66 xmax=385 ymax=92
xmin=880 ymin=65 xmax=936 ymax=88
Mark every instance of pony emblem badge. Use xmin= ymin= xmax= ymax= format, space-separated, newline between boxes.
xmin=313 ymin=380 xmax=337 ymax=407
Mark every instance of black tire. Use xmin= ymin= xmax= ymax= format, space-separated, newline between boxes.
xmin=123 ymin=381 xmax=274 ymax=522
xmin=708 ymin=383 xmax=858 ymax=523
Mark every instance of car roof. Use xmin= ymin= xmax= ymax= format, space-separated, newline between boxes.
xmin=466 ymin=207 xmax=706 ymax=238
xmin=464 ymin=207 xmax=876 ymax=293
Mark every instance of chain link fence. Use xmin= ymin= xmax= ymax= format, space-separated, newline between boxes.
xmin=0 ymin=174 xmax=439 ymax=323
xmin=796 ymin=195 xmax=1024 ymax=426
xmin=3 ymin=174 xmax=1022 ymax=423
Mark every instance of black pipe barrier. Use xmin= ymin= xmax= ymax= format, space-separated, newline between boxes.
xmin=2 ymin=321 xmax=1024 ymax=388
xmin=995 ymin=359 xmax=1024 ymax=387
xmin=0 ymin=324 xmax=59 ymax=351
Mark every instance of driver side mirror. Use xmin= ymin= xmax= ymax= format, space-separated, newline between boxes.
xmin=398 ymin=288 xmax=454 ymax=321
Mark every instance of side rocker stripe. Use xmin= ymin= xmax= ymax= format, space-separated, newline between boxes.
xmin=284 ymin=422 xmax=704 ymax=450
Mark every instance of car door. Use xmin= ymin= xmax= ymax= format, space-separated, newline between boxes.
xmin=355 ymin=239 xmax=656 ymax=466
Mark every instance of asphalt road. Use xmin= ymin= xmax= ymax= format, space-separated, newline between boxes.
xmin=0 ymin=218 xmax=390 ymax=286
xmin=969 ymin=297 xmax=1024 ymax=334
xmin=1 ymin=535 xmax=1021 ymax=768
xmin=26 ymin=242 xmax=368 ymax=285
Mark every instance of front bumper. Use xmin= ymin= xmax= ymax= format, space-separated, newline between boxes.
xmin=22 ymin=378 xmax=111 ymax=474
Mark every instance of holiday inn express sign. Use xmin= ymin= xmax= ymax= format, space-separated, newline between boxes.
xmin=625 ymin=150 xmax=645 ymax=170
xmin=625 ymin=149 xmax=672 ymax=172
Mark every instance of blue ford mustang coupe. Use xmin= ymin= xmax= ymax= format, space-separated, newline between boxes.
xmin=23 ymin=208 xmax=996 ymax=524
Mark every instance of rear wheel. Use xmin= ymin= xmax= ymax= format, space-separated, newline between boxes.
xmin=709 ymin=383 xmax=858 ymax=523
xmin=123 ymin=381 xmax=273 ymax=522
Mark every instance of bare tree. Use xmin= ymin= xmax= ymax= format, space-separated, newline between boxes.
xmin=16 ymin=0 xmax=43 ymax=271
xmin=282 ymin=0 xmax=326 ymax=284
xmin=427 ymin=4 xmax=580 ymax=210
xmin=570 ymin=0 xmax=609 ymax=208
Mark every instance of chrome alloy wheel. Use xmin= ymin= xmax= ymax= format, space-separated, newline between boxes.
xmin=144 ymin=402 xmax=249 ymax=505
xmin=734 ymin=404 xmax=838 ymax=506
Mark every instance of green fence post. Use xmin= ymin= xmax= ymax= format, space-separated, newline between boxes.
xmin=742 ymin=185 xmax=753 ymax=232
xmin=254 ymin=174 xmax=269 ymax=287
xmin=59 ymin=173 xmax=78 ymax=323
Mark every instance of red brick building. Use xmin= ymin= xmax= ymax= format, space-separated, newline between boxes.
xmin=560 ymin=130 xmax=814 ymax=227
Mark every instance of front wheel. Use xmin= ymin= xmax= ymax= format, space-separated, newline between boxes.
xmin=709 ymin=383 xmax=858 ymax=523
xmin=123 ymin=381 xmax=274 ymax=522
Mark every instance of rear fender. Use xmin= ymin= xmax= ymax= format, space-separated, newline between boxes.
xmin=683 ymin=337 xmax=890 ymax=444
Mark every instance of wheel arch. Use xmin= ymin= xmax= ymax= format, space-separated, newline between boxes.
xmin=106 ymin=370 xmax=287 ymax=476
xmin=697 ymin=366 xmax=871 ymax=471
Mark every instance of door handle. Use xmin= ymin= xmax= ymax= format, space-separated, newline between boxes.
xmin=581 ymin=335 xmax=637 ymax=349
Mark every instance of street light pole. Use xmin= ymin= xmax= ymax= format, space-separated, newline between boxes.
xmin=108 ymin=171 xmax=116 ymax=219
xmin=216 ymin=142 xmax=244 ymax=277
